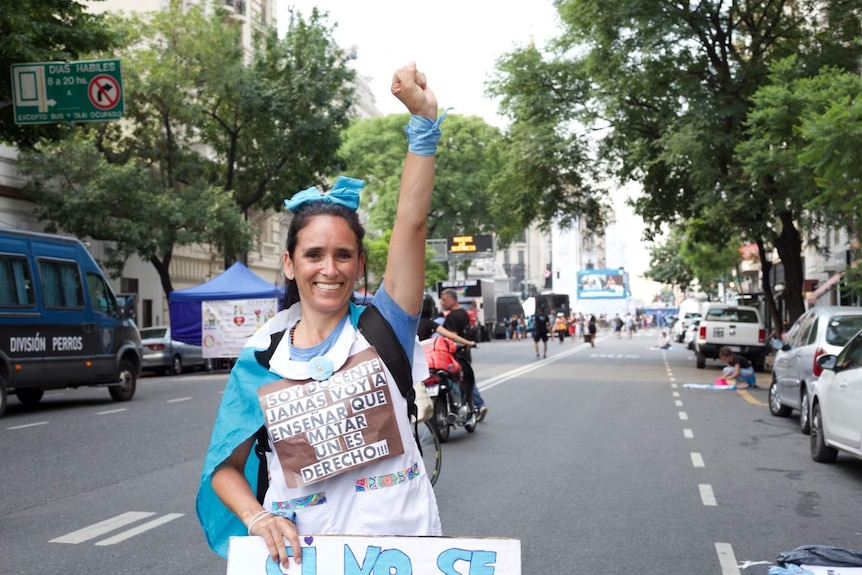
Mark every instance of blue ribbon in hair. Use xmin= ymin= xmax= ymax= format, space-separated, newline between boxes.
xmin=284 ymin=176 xmax=364 ymax=213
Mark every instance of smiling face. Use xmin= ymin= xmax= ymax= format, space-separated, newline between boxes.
xmin=283 ymin=215 xmax=365 ymax=317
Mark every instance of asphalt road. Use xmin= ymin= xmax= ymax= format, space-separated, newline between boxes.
xmin=1 ymin=327 xmax=861 ymax=574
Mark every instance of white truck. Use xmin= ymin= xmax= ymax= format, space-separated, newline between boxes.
xmin=695 ymin=303 xmax=768 ymax=372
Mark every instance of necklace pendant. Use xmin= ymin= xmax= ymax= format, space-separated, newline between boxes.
xmin=308 ymin=356 xmax=334 ymax=381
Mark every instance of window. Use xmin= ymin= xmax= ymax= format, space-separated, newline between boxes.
xmin=838 ymin=333 xmax=862 ymax=370
xmin=825 ymin=316 xmax=862 ymax=347
xmin=0 ymin=254 xmax=35 ymax=307
xmin=38 ymin=259 xmax=84 ymax=309
xmin=87 ymin=272 xmax=117 ymax=315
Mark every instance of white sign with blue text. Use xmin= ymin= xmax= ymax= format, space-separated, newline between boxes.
xmin=227 ymin=535 xmax=521 ymax=575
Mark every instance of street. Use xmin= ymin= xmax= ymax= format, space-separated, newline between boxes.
xmin=2 ymin=327 xmax=861 ymax=574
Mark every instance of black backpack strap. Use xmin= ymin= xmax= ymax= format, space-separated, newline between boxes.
xmin=253 ymin=425 xmax=271 ymax=504
xmin=358 ymin=304 xmax=417 ymax=421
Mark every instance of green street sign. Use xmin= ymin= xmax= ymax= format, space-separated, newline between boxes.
xmin=11 ymin=59 xmax=124 ymax=125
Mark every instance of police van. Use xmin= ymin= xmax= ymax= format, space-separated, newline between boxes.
xmin=0 ymin=229 xmax=142 ymax=417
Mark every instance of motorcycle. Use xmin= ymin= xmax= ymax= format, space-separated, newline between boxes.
xmin=423 ymin=365 xmax=477 ymax=443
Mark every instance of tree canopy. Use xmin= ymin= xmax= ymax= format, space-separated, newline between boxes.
xmin=339 ymin=113 xmax=504 ymax=241
xmin=17 ymin=3 xmax=355 ymax=298
xmin=491 ymin=0 xmax=862 ymax=325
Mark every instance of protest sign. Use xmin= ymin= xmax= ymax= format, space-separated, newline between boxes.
xmin=227 ymin=535 xmax=521 ymax=575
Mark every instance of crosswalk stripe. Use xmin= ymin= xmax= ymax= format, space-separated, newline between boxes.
xmin=50 ymin=512 xmax=156 ymax=544
xmin=95 ymin=513 xmax=184 ymax=545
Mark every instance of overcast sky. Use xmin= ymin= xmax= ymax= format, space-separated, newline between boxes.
xmin=277 ymin=1 xmax=561 ymax=127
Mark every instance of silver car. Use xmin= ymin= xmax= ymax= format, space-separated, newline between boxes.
xmin=810 ymin=334 xmax=862 ymax=463
xmin=769 ymin=306 xmax=862 ymax=434
xmin=139 ymin=326 xmax=210 ymax=376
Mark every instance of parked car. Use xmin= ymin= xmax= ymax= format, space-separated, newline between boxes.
xmin=695 ymin=303 xmax=767 ymax=371
xmin=809 ymin=332 xmax=862 ymax=464
xmin=769 ymin=306 xmax=862 ymax=434
xmin=684 ymin=318 xmax=700 ymax=351
xmin=140 ymin=326 xmax=210 ymax=376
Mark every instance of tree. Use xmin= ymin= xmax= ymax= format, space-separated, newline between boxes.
xmin=17 ymin=2 xmax=355 ymax=298
xmin=195 ymin=7 xmax=356 ymax=261
xmin=339 ymin=113 xmax=504 ymax=241
xmin=364 ymin=230 xmax=446 ymax=292
xmin=0 ymin=0 xmax=119 ymax=147
xmin=644 ymin=229 xmax=694 ymax=294
xmin=492 ymin=0 xmax=862 ymax=326
xmin=487 ymin=45 xmax=608 ymax=243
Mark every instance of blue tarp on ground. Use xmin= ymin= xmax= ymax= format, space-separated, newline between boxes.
xmin=169 ymin=262 xmax=281 ymax=345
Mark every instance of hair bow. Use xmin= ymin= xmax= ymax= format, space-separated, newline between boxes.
xmin=284 ymin=176 xmax=364 ymax=213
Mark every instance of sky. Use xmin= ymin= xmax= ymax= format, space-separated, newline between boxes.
xmin=277 ymin=1 xmax=561 ymax=127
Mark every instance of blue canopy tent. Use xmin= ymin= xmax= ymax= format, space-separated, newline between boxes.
xmin=169 ymin=262 xmax=282 ymax=345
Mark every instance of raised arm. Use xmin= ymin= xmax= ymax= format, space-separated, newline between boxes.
xmin=384 ymin=62 xmax=439 ymax=316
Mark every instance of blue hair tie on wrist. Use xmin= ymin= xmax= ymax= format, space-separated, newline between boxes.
xmin=405 ymin=109 xmax=450 ymax=156
xmin=284 ymin=176 xmax=364 ymax=213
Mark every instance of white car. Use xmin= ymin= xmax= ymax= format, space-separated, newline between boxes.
xmin=672 ymin=312 xmax=701 ymax=343
xmin=810 ymin=330 xmax=862 ymax=463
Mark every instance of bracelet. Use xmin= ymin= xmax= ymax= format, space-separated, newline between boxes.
xmin=404 ymin=109 xmax=450 ymax=156
xmin=246 ymin=510 xmax=272 ymax=536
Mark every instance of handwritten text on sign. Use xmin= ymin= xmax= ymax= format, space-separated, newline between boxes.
xmin=227 ymin=535 xmax=522 ymax=575
xmin=258 ymin=348 xmax=404 ymax=488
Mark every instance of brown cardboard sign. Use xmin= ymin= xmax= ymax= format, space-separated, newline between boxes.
xmin=258 ymin=347 xmax=404 ymax=488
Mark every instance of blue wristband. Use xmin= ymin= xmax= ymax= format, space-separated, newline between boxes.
xmin=404 ymin=109 xmax=450 ymax=156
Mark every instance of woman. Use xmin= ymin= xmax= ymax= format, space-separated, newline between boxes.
xmin=587 ymin=315 xmax=597 ymax=347
xmin=719 ymin=346 xmax=756 ymax=388
xmin=197 ymin=62 xmax=444 ymax=568
xmin=553 ymin=312 xmax=568 ymax=344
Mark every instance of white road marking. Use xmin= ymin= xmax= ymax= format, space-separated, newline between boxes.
xmin=683 ymin=428 xmax=694 ymax=439
xmin=50 ymin=512 xmax=156 ymax=544
xmin=699 ymin=484 xmax=717 ymax=506
xmin=671 ymin=383 xmax=678 ymax=388
xmin=715 ymin=543 xmax=741 ymax=574
xmin=95 ymin=513 xmax=184 ymax=545
xmin=675 ymin=400 xmax=683 ymax=407
xmin=98 ymin=408 xmax=127 ymax=415
xmin=672 ymin=391 xmax=680 ymax=397
xmin=691 ymin=452 xmax=705 ymax=467
xmin=7 ymin=421 xmax=49 ymax=430
xmin=679 ymin=411 xmax=689 ymax=420
xmin=167 ymin=397 xmax=192 ymax=403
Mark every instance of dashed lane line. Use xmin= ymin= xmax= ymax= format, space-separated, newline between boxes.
xmin=6 ymin=421 xmax=49 ymax=430
xmin=683 ymin=428 xmax=694 ymax=439
xmin=699 ymin=484 xmax=717 ymax=506
xmin=679 ymin=411 xmax=689 ymax=420
xmin=50 ymin=512 xmax=156 ymax=544
xmin=715 ymin=543 xmax=741 ymax=575
xmin=95 ymin=513 xmax=184 ymax=546
xmin=691 ymin=452 xmax=705 ymax=468
xmin=98 ymin=408 xmax=127 ymax=415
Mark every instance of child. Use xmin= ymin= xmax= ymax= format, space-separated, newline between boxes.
xmin=719 ymin=346 xmax=756 ymax=388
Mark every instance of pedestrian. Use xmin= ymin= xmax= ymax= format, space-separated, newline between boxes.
xmin=587 ymin=315 xmax=597 ymax=347
xmin=719 ymin=346 xmax=756 ymax=388
xmin=196 ymin=62 xmax=444 ymax=567
xmin=658 ymin=330 xmax=671 ymax=349
xmin=613 ymin=314 xmax=623 ymax=339
xmin=553 ymin=312 xmax=568 ymax=344
xmin=517 ymin=314 xmax=527 ymax=341
xmin=533 ymin=307 xmax=551 ymax=358
xmin=624 ymin=313 xmax=634 ymax=339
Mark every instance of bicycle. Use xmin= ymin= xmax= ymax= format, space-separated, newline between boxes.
xmin=415 ymin=419 xmax=442 ymax=487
